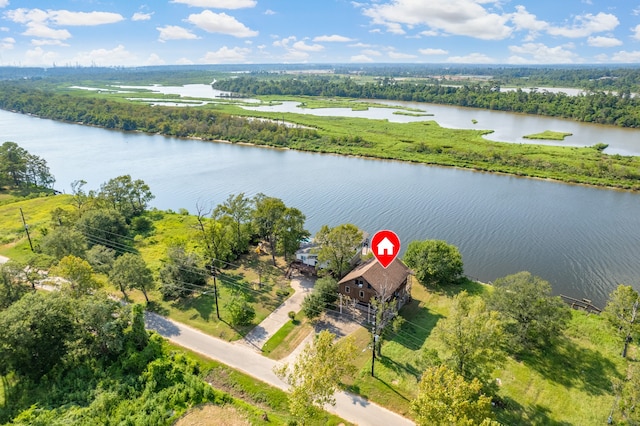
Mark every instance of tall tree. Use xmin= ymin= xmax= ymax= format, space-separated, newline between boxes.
xmin=0 ymin=291 xmax=75 ymax=379
xmin=603 ymin=284 xmax=640 ymax=358
xmin=433 ymin=291 xmax=504 ymax=384
xmin=315 ymin=223 xmax=363 ymax=278
xmin=159 ymin=246 xmax=207 ymax=300
xmin=252 ymin=194 xmax=287 ymax=265
xmin=75 ymin=208 xmax=129 ymax=252
xmin=403 ymin=239 xmax=463 ymax=287
xmin=215 ymin=192 xmax=252 ymax=255
xmin=40 ymin=227 xmax=88 ymax=260
xmin=488 ymin=271 xmax=570 ymax=352
xmin=277 ymin=207 xmax=310 ymax=261
xmin=109 ymin=253 xmax=155 ymax=302
xmin=97 ymin=175 xmax=154 ymax=220
xmin=275 ymin=330 xmax=356 ymax=422
xmin=52 ymin=255 xmax=100 ymax=297
xmin=411 ymin=365 xmax=495 ymax=426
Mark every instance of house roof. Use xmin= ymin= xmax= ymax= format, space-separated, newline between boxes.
xmin=338 ymin=257 xmax=412 ymax=298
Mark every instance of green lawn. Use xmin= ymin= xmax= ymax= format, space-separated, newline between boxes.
xmin=339 ymin=282 xmax=627 ymax=424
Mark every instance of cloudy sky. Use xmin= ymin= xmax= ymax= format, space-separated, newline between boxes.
xmin=1 ymin=0 xmax=640 ymax=67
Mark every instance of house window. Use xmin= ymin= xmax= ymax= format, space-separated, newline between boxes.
xmin=356 ymin=279 xmax=364 ymax=288
xmin=359 ymin=290 xmax=365 ymax=299
xmin=345 ymin=286 xmax=350 ymax=294
xmin=367 ymin=283 xmax=372 ymax=289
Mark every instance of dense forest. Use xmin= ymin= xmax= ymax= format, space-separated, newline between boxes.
xmin=213 ymin=76 xmax=640 ymax=128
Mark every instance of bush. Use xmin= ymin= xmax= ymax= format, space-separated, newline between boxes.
xmin=225 ymin=295 xmax=256 ymax=326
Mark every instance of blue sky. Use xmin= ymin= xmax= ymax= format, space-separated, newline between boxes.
xmin=1 ymin=0 xmax=640 ymax=66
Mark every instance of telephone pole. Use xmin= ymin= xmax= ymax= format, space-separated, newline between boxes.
xmin=371 ymin=312 xmax=378 ymax=377
xmin=210 ymin=263 xmax=221 ymax=320
xmin=19 ymin=208 xmax=34 ymax=252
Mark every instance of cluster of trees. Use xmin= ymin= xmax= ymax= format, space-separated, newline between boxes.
xmin=0 ymin=141 xmax=55 ymax=190
xmin=0 ymin=277 xmax=231 ymax=424
xmin=0 ymin=82 xmax=321 ymax=146
xmin=214 ymin=76 xmax=640 ymax=128
xmin=194 ymin=192 xmax=309 ymax=268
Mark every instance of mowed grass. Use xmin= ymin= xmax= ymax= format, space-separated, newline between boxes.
xmin=341 ymin=281 xmax=627 ymax=424
xmin=262 ymin=314 xmax=314 ymax=360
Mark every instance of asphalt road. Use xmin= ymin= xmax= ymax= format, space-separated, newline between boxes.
xmin=145 ymin=311 xmax=414 ymax=426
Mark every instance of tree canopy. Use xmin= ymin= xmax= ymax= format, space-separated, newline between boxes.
xmin=315 ymin=223 xmax=363 ymax=278
xmin=404 ymin=239 xmax=464 ymax=287
xmin=0 ymin=141 xmax=55 ymax=189
xmin=275 ymin=330 xmax=356 ymax=422
xmin=603 ymin=284 xmax=640 ymax=358
xmin=487 ymin=271 xmax=570 ymax=352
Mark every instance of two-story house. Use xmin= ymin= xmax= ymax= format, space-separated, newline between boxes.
xmin=337 ymin=257 xmax=412 ymax=309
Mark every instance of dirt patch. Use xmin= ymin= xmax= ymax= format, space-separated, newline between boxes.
xmin=174 ymin=404 xmax=249 ymax=426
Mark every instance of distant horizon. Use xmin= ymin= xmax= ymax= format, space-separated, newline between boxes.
xmin=1 ymin=1 xmax=640 ymax=67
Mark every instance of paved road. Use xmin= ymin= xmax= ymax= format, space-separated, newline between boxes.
xmin=145 ymin=311 xmax=414 ymax=426
xmin=238 ymin=274 xmax=315 ymax=351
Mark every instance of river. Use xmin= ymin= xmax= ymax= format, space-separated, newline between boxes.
xmin=2 ymin=107 xmax=640 ymax=307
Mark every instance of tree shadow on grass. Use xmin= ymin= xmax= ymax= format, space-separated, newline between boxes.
xmin=520 ymin=337 xmax=621 ymax=396
xmin=379 ymin=354 xmax=421 ymax=381
xmin=392 ymin=299 xmax=444 ymax=350
xmin=171 ymin=293 xmax=215 ymax=321
xmin=495 ymin=396 xmax=573 ymax=426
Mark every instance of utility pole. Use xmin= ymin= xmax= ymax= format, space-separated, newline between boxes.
xmin=371 ymin=312 xmax=378 ymax=377
xmin=210 ymin=263 xmax=221 ymax=320
xmin=19 ymin=208 xmax=34 ymax=252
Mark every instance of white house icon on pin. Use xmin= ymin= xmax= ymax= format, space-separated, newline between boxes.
xmin=377 ymin=237 xmax=395 ymax=256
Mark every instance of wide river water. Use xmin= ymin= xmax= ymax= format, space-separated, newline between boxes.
xmin=2 ymin=102 xmax=640 ymax=307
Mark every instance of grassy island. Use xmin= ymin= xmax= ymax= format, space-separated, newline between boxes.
xmin=524 ymin=130 xmax=573 ymax=141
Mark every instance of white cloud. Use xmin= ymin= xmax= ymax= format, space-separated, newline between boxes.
xmin=362 ymin=49 xmax=382 ymax=56
xmin=446 ymin=52 xmax=494 ymax=63
xmin=610 ymin=50 xmax=640 ymax=63
xmin=351 ymin=54 xmax=374 ymax=62
xmin=0 ymin=36 xmax=14 ymax=50
xmin=71 ymin=44 xmax=137 ymax=66
xmin=264 ymin=9 xmax=276 ymax=15
xmin=132 ymin=12 xmax=153 ymax=21
xmin=547 ymin=12 xmax=619 ymax=38
xmin=292 ymin=40 xmax=324 ymax=52
xmin=31 ymin=39 xmax=68 ymax=47
xmin=157 ymin=25 xmax=199 ymax=42
xmin=349 ymin=42 xmax=372 ymax=48
xmin=313 ymin=34 xmax=355 ymax=42
xmin=363 ymin=0 xmax=512 ymax=40
xmin=273 ymin=36 xmax=296 ymax=48
xmin=508 ymin=42 xmax=578 ymax=64
xmin=419 ymin=30 xmax=438 ymax=37
xmin=587 ymin=36 xmax=622 ymax=48
xmin=419 ymin=48 xmax=448 ymax=55
xmin=146 ymin=53 xmax=165 ymax=65
xmin=23 ymin=23 xmax=71 ymax=40
xmin=187 ymin=11 xmax=258 ymax=37
xmin=176 ymin=57 xmax=194 ymax=65
xmin=510 ymin=5 xmax=548 ymax=33
xmin=24 ymin=47 xmax=58 ymax=66
xmin=171 ymin=0 xmax=256 ymax=9
xmin=633 ymin=24 xmax=640 ymax=41
xmin=200 ymin=46 xmax=251 ymax=63
xmin=49 ymin=10 xmax=124 ymax=26
xmin=0 ymin=0 xmax=8 ymax=7
xmin=388 ymin=51 xmax=417 ymax=59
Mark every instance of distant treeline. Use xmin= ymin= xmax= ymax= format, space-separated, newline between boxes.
xmin=0 ymin=82 xmax=322 ymax=146
xmin=213 ymin=76 xmax=640 ymax=128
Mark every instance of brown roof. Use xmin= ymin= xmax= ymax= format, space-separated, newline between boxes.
xmin=338 ymin=257 xmax=412 ymax=297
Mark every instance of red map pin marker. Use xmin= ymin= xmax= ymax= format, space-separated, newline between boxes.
xmin=371 ymin=230 xmax=400 ymax=269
